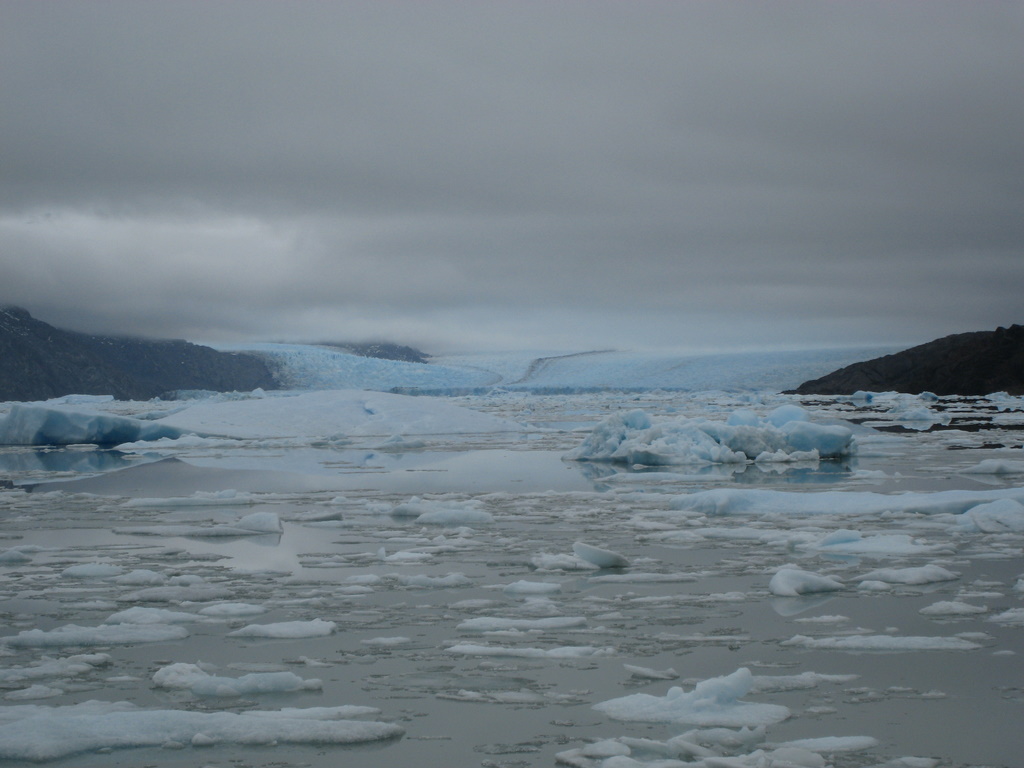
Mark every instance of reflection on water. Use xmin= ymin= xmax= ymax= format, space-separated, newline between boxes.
xmin=0 ymin=447 xmax=159 ymax=477
xmin=9 ymin=444 xmax=863 ymax=498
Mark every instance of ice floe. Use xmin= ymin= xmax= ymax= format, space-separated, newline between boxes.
xmin=0 ymin=701 xmax=403 ymax=761
xmin=593 ymin=668 xmax=792 ymax=727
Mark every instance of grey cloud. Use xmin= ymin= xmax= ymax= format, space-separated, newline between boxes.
xmin=1 ymin=1 xmax=1022 ymax=351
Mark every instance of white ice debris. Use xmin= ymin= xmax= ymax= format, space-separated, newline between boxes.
xmin=919 ymin=601 xmax=988 ymax=617
xmin=103 ymin=607 xmax=199 ymax=625
xmin=152 ymin=662 xmax=322 ymax=696
xmin=782 ymin=634 xmax=982 ymax=651
xmin=124 ymin=489 xmax=256 ymax=507
xmin=60 ymin=562 xmax=124 ymax=579
xmin=625 ymin=664 xmax=679 ymax=681
xmin=197 ymin=602 xmax=268 ymax=617
xmin=4 ymin=623 xmax=190 ymax=648
xmin=858 ymin=565 xmax=959 ymax=585
xmin=115 ymin=510 xmax=282 ymax=537
xmin=227 ymin=619 xmax=337 ymax=639
xmin=446 ymin=643 xmax=613 ymax=658
xmin=769 ymin=567 xmax=844 ymax=597
xmin=669 ymin=486 xmax=1024 ymax=518
xmin=502 ymin=580 xmax=562 ymax=595
xmin=593 ymin=668 xmax=791 ymax=727
xmin=391 ymin=496 xmax=493 ymax=525
xmin=956 ymin=498 xmax=1024 ymax=532
xmin=959 ymin=459 xmax=1024 ymax=475
xmin=987 ymin=608 xmax=1024 ymax=626
xmin=0 ymin=655 xmax=110 ymax=684
xmin=457 ymin=616 xmax=587 ymax=632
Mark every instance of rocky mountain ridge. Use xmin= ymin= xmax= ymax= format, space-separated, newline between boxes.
xmin=789 ymin=325 xmax=1024 ymax=396
xmin=0 ymin=307 xmax=277 ymax=401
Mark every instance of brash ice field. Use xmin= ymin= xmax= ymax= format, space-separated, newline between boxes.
xmin=0 ymin=348 xmax=1021 ymax=767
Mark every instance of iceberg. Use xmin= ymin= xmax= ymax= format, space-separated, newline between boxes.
xmin=0 ymin=404 xmax=185 ymax=446
xmin=564 ymin=407 xmax=854 ymax=466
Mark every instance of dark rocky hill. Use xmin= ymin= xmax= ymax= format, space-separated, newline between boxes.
xmin=788 ymin=325 xmax=1024 ymax=396
xmin=0 ymin=306 xmax=277 ymax=401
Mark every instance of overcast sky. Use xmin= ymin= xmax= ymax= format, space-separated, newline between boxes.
xmin=2 ymin=2 xmax=1022 ymax=353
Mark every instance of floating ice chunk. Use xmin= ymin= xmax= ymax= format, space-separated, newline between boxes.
xmin=781 ymin=634 xmax=981 ymax=651
xmin=391 ymin=497 xmax=493 ymax=526
xmin=0 ymin=700 xmax=403 ymax=761
xmin=0 ymin=404 xmax=186 ymax=446
xmin=5 ymin=623 xmax=189 ymax=648
xmin=197 ymin=602 xmax=267 ymax=617
xmin=919 ymin=601 xmax=988 ymax=617
xmin=670 ymin=486 xmax=1024 ymax=518
xmin=960 ymin=459 xmax=1024 ymax=475
xmin=457 ymin=616 xmax=587 ymax=632
xmin=750 ymin=671 xmax=858 ymax=693
xmin=60 ymin=562 xmax=124 ymax=579
xmin=103 ymin=607 xmax=199 ymax=625
xmin=959 ymin=499 xmax=1024 ymax=532
xmin=502 ymin=580 xmax=561 ymax=595
xmin=235 ymin=511 xmax=283 ymax=533
xmin=4 ymin=685 xmax=64 ymax=701
xmin=859 ymin=565 xmax=959 ymax=585
xmin=987 ymin=608 xmax=1024 ymax=626
xmin=115 ymin=511 xmax=281 ymax=538
xmin=564 ymin=411 xmax=746 ymax=466
xmin=776 ymin=420 xmax=855 ymax=457
xmin=117 ymin=583 xmax=232 ymax=603
xmin=374 ymin=434 xmax=428 ymax=450
xmin=573 ymin=541 xmax=630 ymax=569
xmin=625 ymin=664 xmax=679 ymax=681
xmin=593 ymin=668 xmax=791 ymax=727
xmin=124 ymin=489 xmax=255 ymax=508
xmin=382 ymin=550 xmax=433 ymax=564
xmin=228 ymin=619 xmax=337 ymax=639
xmin=858 ymin=580 xmax=891 ymax=592
xmin=153 ymin=663 xmax=322 ymax=697
xmin=813 ymin=529 xmax=940 ymax=557
xmin=774 ymin=735 xmax=879 ymax=753
xmin=888 ymin=403 xmax=943 ymax=423
xmin=767 ymin=404 xmax=810 ymax=427
xmin=530 ymin=552 xmax=599 ymax=571
xmin=0 ymin=654 xmax=110 ymax=684
xmin=0 ymin=547 xmax=35 ymax=565
xmin=769 ymin=567 xmax=843 ymax=597
xmin=391 ymin=572 xmax=473 ymax=588
xmin=446 ymin=643 xmax=613 ymax=658
xmin=727 ymin=409 xmax=761 ymax=426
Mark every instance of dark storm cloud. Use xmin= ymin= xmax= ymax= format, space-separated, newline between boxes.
xmin=1 ymin=1 xmax=1022 ymax=351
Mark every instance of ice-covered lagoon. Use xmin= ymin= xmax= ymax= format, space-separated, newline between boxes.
xmin=0 ymin=346 xmax=1021 ymax=767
